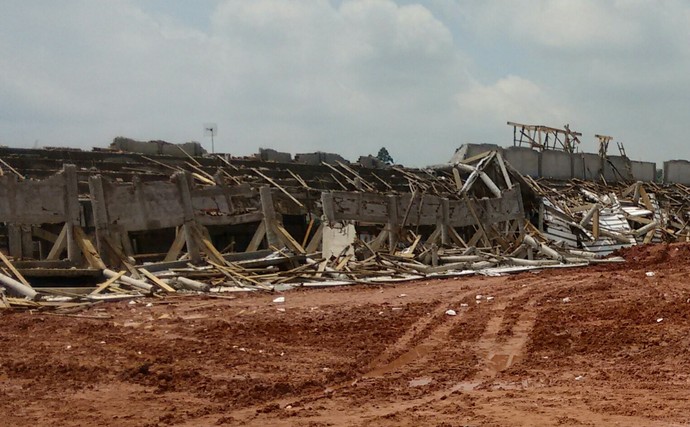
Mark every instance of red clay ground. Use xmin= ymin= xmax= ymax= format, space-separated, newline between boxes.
xmin=3 ymin=243 xmax=690 ymax=426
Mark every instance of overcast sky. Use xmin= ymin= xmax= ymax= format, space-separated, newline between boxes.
xmin=1 ymin=1 xmax=688 ymax=166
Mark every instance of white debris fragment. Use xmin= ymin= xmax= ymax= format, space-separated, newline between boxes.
xmin=575 ymin=375 xmax=584 ymax=381
xmin=475 ymin=295 xmax=483 ymax=300
xmin=657 ymin=318 xmax=664 ymax=323
xmin=276 ymin=308 xmax=286 ymax=312
xmin=145 ymin=302 xmax=153 ymax=308
xmin=445 ymin=309 xmax=457 ymax=316
xmin=66 ymin=345 xmax=72 ymax=350
xmin=460 ymin=303 xmax=469 ymax=307
xmin=486 ymin=296 xmax=494 ymax=301
xmin=272 ymin=296 xmax=285 ymax=303
xmin=128 ymin=300 xmax=136 ymax=305
xmin=646 ymin=271 xmax=656 ymax=277
xmin=398 ymin=293 xmax=408 ymax=298
xmin=562 ymin=297 xmax=571 ymax=303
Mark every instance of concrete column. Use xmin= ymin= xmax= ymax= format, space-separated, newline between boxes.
xmin=387 ymin=195 xmax=399 ymax=252
xmin=174 ymin=171 xmax=201 ymax=263
xmin=63 ymin=164 xmax=82 ymax=265
xmin=88 ymin=175 xmax=113 ymax=266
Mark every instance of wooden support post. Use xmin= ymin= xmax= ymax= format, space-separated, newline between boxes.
xmin=174 ymin=171 xmax=201 ymax=264
xmin=452 ymin=167 xmax=463 ymax=192
xmin=46 ymin=224 xmax=68 ymax=260
xmin=305 ymin=222 xmax=324 ymax=253
xmin=73 ymin=225 xmax=106 ymax=270
xmin=246 ymin=221 xmax=267 ymax=252
xmin=63 ymin=164 xmax=82 ymax=265
xmin=0 ymin=251 xmax=31 ymax=288
xmin=260 ymin=186 xmax=282 ymax=249
xmin=273 ymin=222 xmax=307 ymax=254
xmin=164 ymin=227 xmax=187 ymax=261
xmin=190 ymin=223 xmax=227 ymax=265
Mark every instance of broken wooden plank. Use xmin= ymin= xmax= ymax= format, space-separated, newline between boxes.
xmin=73 ymin=226 xmax=107 ymax=270
xmin=90 ymin=270 xmax=126 ymax=295
xmin=139 ymin=268 xmax=177 ymax=293
xmin=0 ymin=251 xmax=31 ymax=288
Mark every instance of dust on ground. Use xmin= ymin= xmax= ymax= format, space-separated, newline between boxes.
xmin=3 ymin=243 xmax=690 ymax=426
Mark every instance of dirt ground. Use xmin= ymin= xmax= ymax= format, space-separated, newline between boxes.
xmin=3 ymin=243 xmax=690 ymax=426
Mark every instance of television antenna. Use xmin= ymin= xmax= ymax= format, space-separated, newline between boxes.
xmin=203 ymin=123 xmax=217 ymax=153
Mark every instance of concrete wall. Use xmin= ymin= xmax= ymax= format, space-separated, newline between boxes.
xmin=111 ymin=138 xmax=206 ymax=157
xmin=605 ymin=156 xmax=633 ymax=183
xmin=573 ymin=153 xmax=602 ymax=180
xmin=456 ymin=143 xmax=657 ymax=183
xmin=295 ymin=152 xmax=348 ymax=165
xmin=258 ymin=148 xmax=292 ymax=163
xmin=631 ymin=161 xmax=656 ymax=182
xmin=503 ymin=147 xmax=539 ymax=178
xmin=540 ymin=150 xmax=573 ymax=180
xmin=664 ymin=160 xmax=690 ymax=185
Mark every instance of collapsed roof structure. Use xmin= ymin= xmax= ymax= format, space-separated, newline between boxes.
xmin=0 ymin=127 xmax=688 ymax=311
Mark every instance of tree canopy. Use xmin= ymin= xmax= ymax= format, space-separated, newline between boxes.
xmin=376 ymin=147 xmax=394 ymax=165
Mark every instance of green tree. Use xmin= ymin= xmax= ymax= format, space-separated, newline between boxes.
xmin=376 ymin=147 xmax=394 ymax=165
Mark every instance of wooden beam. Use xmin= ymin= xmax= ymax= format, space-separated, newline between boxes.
xmin=164 ymin=228 xmax=187 ymax=262
xmin=90 ymin=270 xmax=125 ymax=295
xmin=139 ymin=268 xmax=177 ymax=293
xmin=0 ymin=251 xmax=31 ymax=288
xmin=252 ymin=168 xmax=304 ymax=208
xmin=305 ymin=223 xmax=324 ymax=253
xmin=191 ymin=223 xmax=227 ymax=266
xmin=46 ymin=224 xmax=68 ymax=261
xmin=246 ymin=221 xmax=267 ymax=253
xmin=274 ymin=221 xmax=307 ymax=254
xmin=73 ymin=226 xmax=107 ymax=270
xmin=32 ymin=227 xmax=59 ymax=243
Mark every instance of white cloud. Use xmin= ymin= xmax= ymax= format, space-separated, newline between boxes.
xmin=456 ymin=76 xmax=571 ymax=124
xmin=4 ymin=1 xmax=690 ymax=166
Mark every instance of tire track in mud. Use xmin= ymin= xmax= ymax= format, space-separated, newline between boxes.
xmin=361 ymin=288 xmax=482 ymax=378
xmin=345 ymin=279 xmax=583 ymax=424
xmin=231 ymin=278 xmax=578 ymax=425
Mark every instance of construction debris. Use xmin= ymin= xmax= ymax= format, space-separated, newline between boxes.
xmin=0 ymin=144 xmax=685 ymax=312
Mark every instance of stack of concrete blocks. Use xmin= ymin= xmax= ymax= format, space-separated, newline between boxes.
xmin=258 ymin=148 xmax=292 ymax=163
xmin=159 ymin=141 xmax=206 ymax=157
xmin=295 ymin=152 xmax=348 ymax=165
xmin=111 ymin=138 xmax=207 ymax=157
xmin=358 ymin=155 xmax=386 ymax=169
